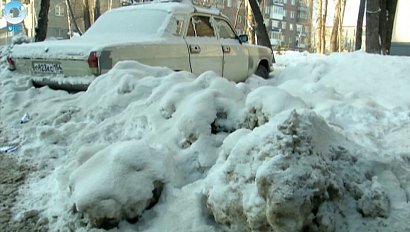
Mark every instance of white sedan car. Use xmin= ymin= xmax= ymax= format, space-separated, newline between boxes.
xmin=8 ymin=2 xmax=274 ymax=90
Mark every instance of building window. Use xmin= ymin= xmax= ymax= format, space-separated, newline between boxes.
xmin=283 ymin=10 xmax=287 ymax=17
xmin=291 ymin=0 xmax=295 ymax=5
xmin=290 ymin=24 xmax=294 ymax=31
xmin=273 ymin=31 xmax=282 ymax=40
xmin=55 ymin=4 xmax=64 ymax=17
xmin=297 ymin=24 xmax=303 ymax=34
xmin=290 ymin=11 xmax=295 ymax=19
xmin=283 ymin=0 xmax=287 ymax=4
xmin=264 ymin=6 xmax=270 ymax=14
xmin=282 ymin=21 xmax=287 ymax=30
xmin=271 ymin=20 xmax=280 ymax=28
xmin=226 ymin=0 xmax=232 ymax=8
xmin=298 ymin=11 xmax=307 ymax=20
xmin=272 ymin=5 xmax=283 ymax=15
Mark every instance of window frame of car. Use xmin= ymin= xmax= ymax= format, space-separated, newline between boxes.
xmin=185 ymin=14 xmax=217 ymax=38
xmin=212 ymin=16 xmax=240 ymax=41
xmin=183 ymin=13 xmax=242 ymax=43
xmin=170 ymin=14 xmax=187 ymax=36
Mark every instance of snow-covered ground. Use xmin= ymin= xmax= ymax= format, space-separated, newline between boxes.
xmin=1 ymin=51 xmax=410 ymax=231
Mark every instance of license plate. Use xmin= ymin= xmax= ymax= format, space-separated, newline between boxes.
xmin=32 ymin=62 xmax=63 ymax=74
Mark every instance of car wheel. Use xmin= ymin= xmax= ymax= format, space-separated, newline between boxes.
xmin=255 ymin=64 xmax=269 ymax=79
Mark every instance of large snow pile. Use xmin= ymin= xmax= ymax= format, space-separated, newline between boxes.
xmin=0 ymin=52 xmax=410 ymax=231
xmin=205 ymin=110 xmax=390 ymax=232
xmin=69 ymin=141 xmax=169 ymax=228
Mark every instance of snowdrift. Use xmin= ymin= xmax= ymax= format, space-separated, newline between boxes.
xmin=1 ymin=52 xmax=410 ymax=231
xmin=205 ymin=110 xmax=389 ymax=232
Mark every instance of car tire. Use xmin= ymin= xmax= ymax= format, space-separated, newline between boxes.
xmin=255 ymin=64 xmax=269 ymax=79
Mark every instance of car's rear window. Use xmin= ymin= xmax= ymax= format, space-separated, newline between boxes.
xmin=82 ymin=9 xmax=168 ymax=39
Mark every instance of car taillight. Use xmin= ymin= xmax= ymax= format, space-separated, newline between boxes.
xmin=88 ymin=51 xmax=98 ymax=68
xmin=7 ymin=56 xmax=15 ymax=70
xmin=87 ymin=51 xmax=100 ymax=75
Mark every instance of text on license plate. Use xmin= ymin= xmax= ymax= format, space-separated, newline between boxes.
xmin=32 ymin=62 xmax=63 ymax=74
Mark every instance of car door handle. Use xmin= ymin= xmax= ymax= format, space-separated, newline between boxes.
xmin=222 ymin=45 xmax=231 ymax=53
xmin=189 ymin=44 xmax=201 ymax=54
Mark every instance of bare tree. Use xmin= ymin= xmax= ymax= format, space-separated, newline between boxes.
xmin=358 ymin=0 xmax=397 ymax=54
xmin=316 ymin=0 xmax=329 ymax=53
xmin=366 ymin=0 xmax=381 ymax=53
xmin=385 ymin=0 xmax=398 ymax=54
xmin=66 ymin=0 xmax=83 ymax=35
xmin=316 ymin=0 xmax=323 ymax=53
xmin=306 ymin=0 xmax=314 ymax=52
xmin=330 ymin=0 xmax=341 ymax=52
xmin=108 ymin=0 xmax=113 ymax=11
xmin=247 ymin=0 xmax=272 ymax=49
xmin=246 ymin=1 xmax=255 ymax=44
xmin=321 ymin=0 xmax=328 ymax=53
xmin=355 ymin=0 xmax=366 ymax=50
xmin=94 ymin=0 xmax=101 ymax=22
xmin=35 ymin=0 xmax=50 ymax=42
xmin=330 ymin=0 xmax=346 ymax=52
xmin=338 ymin=0 xmax=346 ymax=51
xmin=234 ymin=0 xmax=244 ymax=29
xmin=83 ymin=0 xmax=91 ymax=31
xmin=380 ymin=0 xmax=398 ymax=54
xmin=379 ymin=0 xmax=387 ymax=54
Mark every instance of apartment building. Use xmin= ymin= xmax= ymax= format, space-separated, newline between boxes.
xmin=222 ymin=0 xmax=310 ymax=51
xmin=221 ymin=0 xmax=246 ymax=35
xmin=262 ymin=0 xmax=310 ymax=50
xmin=0 ymin=0 xmax=71 ymax=44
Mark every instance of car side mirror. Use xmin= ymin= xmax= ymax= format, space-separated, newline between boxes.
xmin=238 ymin=34 xmax=248 ymax=43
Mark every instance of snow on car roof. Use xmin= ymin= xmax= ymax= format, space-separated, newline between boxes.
xmin=112 ymin=1 xmax=222 ymax=16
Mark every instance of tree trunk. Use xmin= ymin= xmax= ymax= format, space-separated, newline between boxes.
xmin=355 ymin=0 xmax=366 ymax=50
xmin=338 ymin=0 xmax=346 ymax=51
xmin=316 ymin=0 xmax=323 ymax=53
xmin=108 ymin=0 xmax=112 ymax=11
xmin=385 ymin=0 xmax=398 ymax=54
xmin=306 ymin=0 xmax=314 ymax=52
xmin=366 ymin=0 xmax=381 ymax=53
xmin=66 ymin=0 xmax=83 ymax=35
xmin=330 ymin=0 xmax=341 ymax=52
xmin=94 ymin=0 xmax=101 ymax=22
xmin=248 ymin=0 xmax=272 ymax=49
xmin=379 ymin=0 xmax=387 ymax=54
xmin=83 ymin=0 xmax=91 ymax=31
xmin=321 ymin=0 xmax=328 ymax=53
xmin=66 ymin=0 xmax=72 ymax=37
xmin=246 ymin=1 xmax=255 ymax=44
xmin=234 ymin=0 xmax=244 ymax=29
xmin=35 ymin=0 xmax=50 ymax=42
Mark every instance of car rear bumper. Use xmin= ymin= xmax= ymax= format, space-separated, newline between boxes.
xmin=32 ymin=75 xmax=95 ymax=91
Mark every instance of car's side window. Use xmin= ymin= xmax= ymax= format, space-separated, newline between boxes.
xmin=214 ymin=18 xmax=237 ymax=40
xmin=168 ymin=15 xmax=185 ymax=36
xmin=187 ymin=15 xmax=215 ymax=37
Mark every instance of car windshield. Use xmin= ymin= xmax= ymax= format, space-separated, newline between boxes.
xmin=82 ymin=9 xmax=169 ymax=39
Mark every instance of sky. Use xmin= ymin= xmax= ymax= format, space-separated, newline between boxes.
xmin=326 ymin=0 xmax=360 ymax=26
